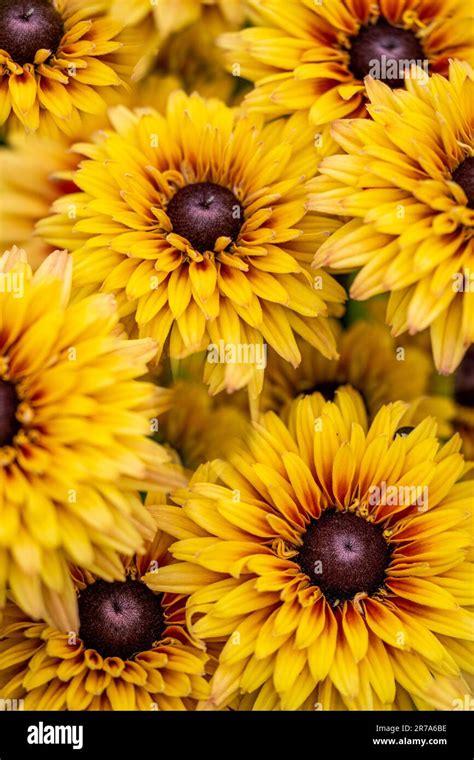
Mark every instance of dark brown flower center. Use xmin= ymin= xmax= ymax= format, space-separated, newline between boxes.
xmin=349 ymin=19 xmax=425 ymax=88
xmin=454 ymin=346 xmax=474 ymax=407
xmin=78 ymin=579 xmax=165 ymax=661
xmin=298 ymin=509 xmax=391 ymax=602
xmin=303 ymin=381 xmax=340 ymax=401
xmin=0 ymin=0 xmax=64 ymax=65
xmin=0 ymin=379 xmax=20 ymax=447
xmin=394 ymin=425 xmax=415 ymax=439
xmin=167 ymin=182 xmax=243 ymax=253
xmin=301 ymin=381 xmax=371 ymax=416
xmin=452 ymin=157 xmax=474 ymax=209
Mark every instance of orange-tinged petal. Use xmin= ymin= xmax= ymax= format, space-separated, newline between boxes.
xmin=9 ymin=68 xmax=37 ymax=116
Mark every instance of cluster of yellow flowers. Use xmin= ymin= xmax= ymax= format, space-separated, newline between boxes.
xmin=0 ymin=0 xmax=472 ymax=712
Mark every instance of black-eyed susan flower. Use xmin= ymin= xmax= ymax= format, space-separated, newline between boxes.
xmin=0 ymin=132 xmax=78 ymax=269
xmin=359 ymin=298 xmax=458 ymax=439
xmin=146 ymin=390 xmax=474 ymax=710
xmin=158 ymin=373 xmax=250 ymax=474
xmin=0 ymin=246 xmax=183 ymax=631
xmin=38 ymin=94 xmax=345 ymax=397
xmin=111 ymin=0 xmax=246 ymax=85
xmin=219 ymin=0 xmax=474 ymax=126
xmin=310 ymin=61 xmax=474 ymax=375
xmin=260 ymin=320 xmax=433 ymax=423
xmin=0 ymin=77 xmax=178 ymax=271
xmin=112 ymin=0 xmax=245 ymax=40
xmin=150 ymin=18 xmax=248 ymax=103
xmin=261 ymin=315 xmax=456 ymax=438
xmin=0 ymin=0 xmax=130 ymax=134
xmin=0 ymin=541 xmax=209 ymax=710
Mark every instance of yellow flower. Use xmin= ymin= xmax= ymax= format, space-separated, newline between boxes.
xmin=112 ymin=0 xmax=245 ymax=40
xmin=111 ymin=0 xmax=246 ymax=86
xmin=0 ymin=247 xmax=183 ymax=631
xmin=158 ymin=371 xmax=250 ymax=474
xmin=219 ymin=0 xmax=474 ymax=126
xmin=150 ymin=18 xmax=248 ymax=103
xmin=356 ymin=298 xmax=457 ymax=439
xmin=0 ymin=133 xmax=78 ymax=270
xmin=310 ymin=61 xmax=474 ymax=374
xmin=0 ymin=542 xmax=209 ymax=710
xmin=0 ymin=77 xmax=179 ymax=271
xmin=0 ymin=0 xmax=130 ymax=134
xmin=261 ymin=320 xmax=433 ymax=422
xmin=262 ymin=317 xmax=458 ymax=440
xmin=146 ymin=390 xmax=474 ymax=710
xmin=38 ymin=93 xmax=345 ymax=397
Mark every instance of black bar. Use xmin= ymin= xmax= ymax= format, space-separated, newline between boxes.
xmin=0 ymin=710 xmax=471 ymax=758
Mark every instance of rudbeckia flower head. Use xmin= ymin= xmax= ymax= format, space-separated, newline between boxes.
xmin=0 ymin=0 xmax=130 ymax=133
xmin=0 ymin=132 xmax=79 ymax=269
xmin=310 ymin=61 xmax=474 ymax=374
xmin=38 ymin=93 xmax=346 ymax=397
xmin=112 ymin=0 xmax=245 ymax=39
xmin=158 ymin=375 xmax=250 ymax=474
xmin=0 ymin=541 xmax=209 ymax=710
xmin=0 ymin=75 xmax=179 ymax=272
xmin=147 ymin=390 xmax=474 ymax=710
xmin=219 ymin=0 xmax=474 ymax=125
xmin=261 ymin=320 xmax=433 ymax=421
xmin=0 ymin=246 xmax=183 ymax=631
xmin=110 ymin=0 xmax=246 ymax=85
